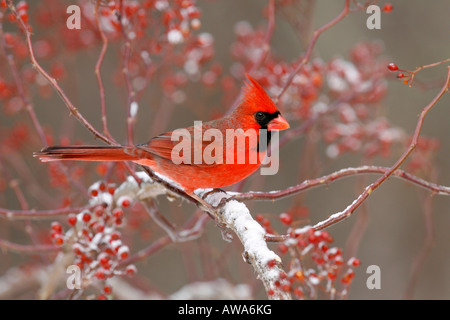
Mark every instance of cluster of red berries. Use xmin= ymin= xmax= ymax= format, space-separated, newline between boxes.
xmin=313 ymin=42 xmax=409 ymax=160
xmin=387 ymin=63 xmax=413 ymax=85
xmin=267 ymin=227 xmax=360 ymax=299
xmin=50 ymin=181 xmax=136 ymax=299
xmin=322 ymin=106 xmax=404 ymax=159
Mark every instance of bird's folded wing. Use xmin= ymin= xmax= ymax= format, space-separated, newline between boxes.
xmin=137 ymin=127 xmax=222 ymax=167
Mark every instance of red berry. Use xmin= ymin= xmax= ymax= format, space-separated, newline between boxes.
xmin=341 ymin=270 xmax=355 ymax=284
xmin=293 ymin=287 xmax=304 ymax=298
xmin=67 ymin=213 xmax=77 ymax=227
xmin=125 ymin=265 xmax=137 ymax=276
xmin=97 ymin=294 xmax=108 ymax=300
xmin=18 ymin=11 xmax=28 ymax=24
xmin=90 ymin=189 xmax=99 ymax=197
xmin=121 ymin=198 xmax=131 ymax=208
xmin=279 ymin=213 xmax=293 ymax=225
xmin=103 ymin=285 xmax=112 ymax=294
xmin=4 ymin=33 xmax=14 ymax=45
xmin=16 ymin=1 xmax=28 ymax=11
xmin=348 ymin=257 xmax=361 ymax=267
xmin=113 ymin=208 xmax=124 ymax=219
xmin=53 ymin=234 xmax=64 ymax=245
xmin=327 ymin=272 xmax=337 ymax=281
xmin=267 ymin=259 xmax=277 ymax=268
xmin=111 ymin=232 xmax=121 ymax=241
xmin=95 ymin=224 xmax=105 ymax=233
xmin=99 ymin=253 xmax=109 ymax=265
xmin=95 ymin=270 xmax=106 ymax=280
xmin=278 ymin=244 xmax=288 ymax=254
xmin=397 ymin=73 xmax=405 ymax=79
xmin=94 ymin=207 xmax=104 ymax=217
xmin=387 ymin=63 xmax=398 ymax=71
xmin=51 ymin=221 xmax=63 ymax=233
xmin=281 ymin=283 xmax=291 ymax=292
xmin=383 ymin=3 xmax=393 ymax=12
xmin=8 ymin=13 xmax=16 ymax=22
xmin=82 ymin=212 xmax=91 ymax=223
xmin=118 ymin=246 xmax=129 ymax=259
xmin=294 ymin=271 xmax=304 ymax=281
xmin=108 ymin=185 xmax=116 ymax=195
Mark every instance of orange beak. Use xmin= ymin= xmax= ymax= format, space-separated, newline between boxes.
xmin=267 ymin=114 xmax=290 ymax=131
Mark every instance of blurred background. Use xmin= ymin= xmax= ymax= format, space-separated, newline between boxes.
xmin=0 ymin=0 xmax=449 ymax=299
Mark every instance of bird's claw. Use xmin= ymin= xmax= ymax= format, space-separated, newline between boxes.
xmin=214 ymin=195 xmax=236 ymax=209
xmin=201 ymin=188 xmax=227 ymax=200
xmin=198 ymin=188 xmax=234 ymax=209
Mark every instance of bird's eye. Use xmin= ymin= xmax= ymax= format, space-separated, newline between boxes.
xmin=255 ymin=112 xmax=266 ymax=121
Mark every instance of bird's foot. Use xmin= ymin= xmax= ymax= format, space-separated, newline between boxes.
xmin=198 ymin=188 xmax=235 ymax=209
xmin=201 ymin=188 xmax=227 ymax=200
xmin=214 ymin=195 xmax=236 ymax=209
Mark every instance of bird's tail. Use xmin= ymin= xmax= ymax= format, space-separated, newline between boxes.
xmin=34 ymin=145 xmax=140 ymax=162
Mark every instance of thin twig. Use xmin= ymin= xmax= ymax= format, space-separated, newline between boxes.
xmin=8 ymin=1 xmax=114 ymax=146
xmin=0 ymin=205 xmax=94 ymax=220
xmin=118 ymin=0 xmax=137 ymax=146
xmin=0 ymin=239 xmax=60 ymax=253
xmin=94 ymin=1 xmax=114 ymax=141
xmin=234 ymin=165 xmax=450 ymax=202
xmin=275 ymin=0 xmax=352 ymax=103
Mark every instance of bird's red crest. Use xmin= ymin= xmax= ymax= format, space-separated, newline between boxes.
xmin=241 ymin=74 xmax=278 ymax=114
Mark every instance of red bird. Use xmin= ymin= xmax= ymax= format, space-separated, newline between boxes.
xmin=35 ymin=75 xmax=289 ymax=195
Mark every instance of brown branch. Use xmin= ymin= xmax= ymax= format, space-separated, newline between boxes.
xmin=234 ymin=165 xmax=450 ymax=202
xmin=7 ymin=0 xmax=115 ymax=146
xmin=312 ymin=67 xmax=450 ymax=230
xmin=94 ymin=1 xmax=114 ymax=142
xmin=118 ymin=0 xmax=137 ymax=146
xmin=0 ymin=205 xmax=93 ymax=220
xmin=0 ymin=239 xmax=60 ymax=253
xmin=0 ymin=23 xmax=47 ymax=146
xmin=401 ymin=57 xmax=450 ymax=87
xmin=119 ymin=212 xmax=210 ymax=266
xmin=403 ymin=189 xmax=436 ymax=299
xmin=275 ymin=0 xmax=352 ymax=103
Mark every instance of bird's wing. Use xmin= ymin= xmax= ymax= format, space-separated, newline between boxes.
xmin=138 ymin=122 xmax=224 ymax=167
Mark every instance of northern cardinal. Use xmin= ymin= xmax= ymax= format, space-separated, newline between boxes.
xmin=35 ymin=75 xmax=289 ymax=195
